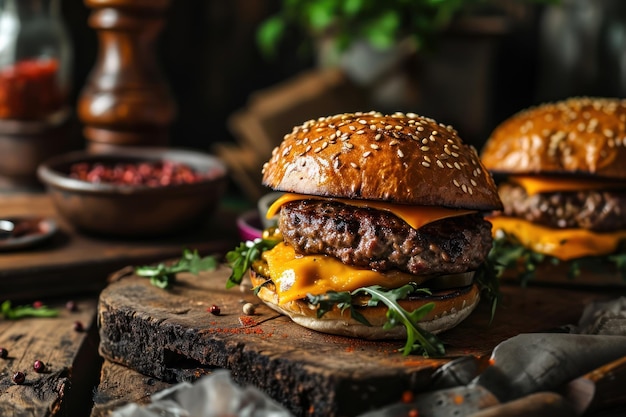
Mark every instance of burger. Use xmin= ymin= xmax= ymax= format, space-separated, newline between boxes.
xmin=480 ymin=97 xmax=626 ymax=279
xmin=227 ymin=111 xmax=502 ymax=354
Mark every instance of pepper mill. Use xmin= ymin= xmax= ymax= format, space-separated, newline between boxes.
xmin=78 ymin=0 xmax=176 ymax=151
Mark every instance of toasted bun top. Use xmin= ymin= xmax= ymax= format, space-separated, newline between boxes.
xmin=481 ymin=97 xmax=626 ymax=179
xmin=262 ymin=111 xmax=502 ymax=211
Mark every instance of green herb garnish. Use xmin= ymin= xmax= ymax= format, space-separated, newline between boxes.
xmin=225 ymin=238 xmax=280 ymax=288
xmin=135 ymin=249 xmax=218 ymax=289
xmin=1 ymin=300 xmax=58 ymax=320
xmin=308 ymin=283 xmax=445 ymax=357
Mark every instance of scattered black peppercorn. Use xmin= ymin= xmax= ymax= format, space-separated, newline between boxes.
xmin=0 ymin=348 xmax=7 ymax=359
xmin=33 ymin=360 xmax=45 ymax=373
xmin=12 ymin=371 xmax=25 ymax=385
xmin=73 ymin=321 xmax=84 ymax=332
xmin=209 ymin=305 xmax=220 ymax=316
xmin=65 ymin=300 xmax=77 ymax=312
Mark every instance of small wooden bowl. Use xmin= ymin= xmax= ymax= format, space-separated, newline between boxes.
xmin=37 ymin=147 xmax=228 ymax=237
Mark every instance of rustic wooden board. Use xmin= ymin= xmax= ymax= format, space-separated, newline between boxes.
xmin=0 ymin=298 xmax=101 ymax=417
xmin=90 ymin=360 xmax=173 ymax=417
xmin=0 ymin=193 xmax=240 ymax=301
xmin=97 ymin=266 xmax=624 ymax=417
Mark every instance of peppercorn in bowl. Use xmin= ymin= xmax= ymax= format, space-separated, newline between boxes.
xmin=37 ymin=147 xmax=228 ymax=237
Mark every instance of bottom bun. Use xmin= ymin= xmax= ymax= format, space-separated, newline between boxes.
xmin=250 ymin=270 xmax=480 ymax=340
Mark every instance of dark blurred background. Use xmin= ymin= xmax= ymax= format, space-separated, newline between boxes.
xmin=60 ymin=0 xmax=626 ymax=199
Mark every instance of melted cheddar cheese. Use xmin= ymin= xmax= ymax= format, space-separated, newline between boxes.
xmin=511 ymin=176 xmax=626 ymax=195
xmin=489 ymin=216 xmax=626 ymax=260
xmin=266 ymin=193 xmax=476 ymax=231
xmin=262 ymin=242 xmax=429 ymax=305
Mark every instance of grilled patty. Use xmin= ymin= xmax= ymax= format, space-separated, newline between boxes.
xmin=499 ymin=182 xmax=626 ymax=231
xmin=279 ymin=200 xmax=493 ymax=276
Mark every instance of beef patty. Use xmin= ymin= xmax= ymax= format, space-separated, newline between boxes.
xmin=498 ymin=182 xmax=626 ymax=231
xmin=279 ymin=200 xmax=493 ymax=276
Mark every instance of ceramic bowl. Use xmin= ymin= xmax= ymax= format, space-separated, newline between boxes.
xmin=37 ymin=147 xmax=228 ymax=237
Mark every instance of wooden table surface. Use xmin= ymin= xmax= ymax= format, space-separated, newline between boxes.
xmin=1 ymin=193 xmax=625 ymax=416
xmin=0 ymin=193 xmax=241 ymax=301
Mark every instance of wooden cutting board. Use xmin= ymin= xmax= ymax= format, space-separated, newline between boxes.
xmin=97 ymin=265 xmax=623 ymax=417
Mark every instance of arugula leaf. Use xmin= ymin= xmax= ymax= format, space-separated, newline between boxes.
xmin=1 ymin=300 xmax=58 ymax=320
xmin=135 ymin=249 xmax=218 ymax=289
xmin=225 ymin=238 xmax=280 ymax=288
xmin=308 ymin=284 xmax=445 ymax=357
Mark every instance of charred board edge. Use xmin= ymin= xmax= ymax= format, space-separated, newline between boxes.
xmin=97 ymin=299 xmax=437 ymax=417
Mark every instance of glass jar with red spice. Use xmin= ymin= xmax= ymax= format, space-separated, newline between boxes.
xmin=0 ymin=0 xmax=73 ymax=189
xmin=0 ymin=0 xmax=72 ymax=121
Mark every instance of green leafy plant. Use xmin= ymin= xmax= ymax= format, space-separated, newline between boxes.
xmin=308 ymin=284 xmax=445 ymax=356
xmin=1 ymin=300 xmax=58 ymax=320
xmin=135 ymin=249 xmax=218 ymax=289
xmin=257 ymin=0 xmax=559 ymax=58
xmin=225 ymin=238 xmax=281 ymax=288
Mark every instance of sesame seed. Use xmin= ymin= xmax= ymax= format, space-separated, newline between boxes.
xmin=390 ymin=140 xmax=398 ymax=146
xmin=370 ymin=124 xmax=377 ymax=130
xmin=321 ymin=142 xmax=328 ymax=149
xmin=421 ymin=138 xmax=429 ymax=144
xmin=470 ymin=179 xmax=477 ymax=186
xmin=375 ymin=134 xmax=382 ymax=141
xmin=385 ymin=125 xmax=393 ymax=130
xmin=356 ymin=130 xmax=365 ymax=134
xmin=444 ymin=147 xmax=452 ymax=155
xmin=468 ymin=187 xmax=473 ymax=195
xmin=363 ymin=151 xmax=372 ymax=157
xmin=436 ymin=160 xmax=444 ymax=168
xmin=344 ymin=143 xmax=354 ymax=149
xmin=349 ymin=125 xmax=356 ymax=131
xmin=305 ymin=145 xmax=312 ymax=152
xmin=314 ymin=147 xmax=322 ymax=153
xmin=358 ymin=119 xmax=367 ymax=125
xmin=350 ymin=162 xmax=358 ymax=169
xmin=451 ymin=152 xmax=459 ymax=158
xmin=282 ymin=148 xmax=290 ymax=157
xmin=397 ymin=149 xmax=405 ymax=158
xmin=453 ymin=179 xmax=460 ymax=187
xmin=421 ymin=161 xmax=430 ymax=167
xmin=454 ymin=162 xmax=461 ymax=170
xmin=424 ymin=155 xmax=431 ymax=163
xmin=370 ymin=144 xmax=380 ymax=150
xmin=421 ymin=146 xmax=430 ymax=152
xmin=431 ymin=130 xmax=438 ymax=136
xmin=395 ymin=125 xmax=403 ymax=130
xmin=446 ymin=162 xmax=453 ymax=169
xmin=417 ymin=126 xmax=424 ymax=131
xmin=462 ymin=184 xmax=468 ymax=193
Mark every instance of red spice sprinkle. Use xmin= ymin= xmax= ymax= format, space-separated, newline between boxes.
xmin=238 ymin=316 xmax=257 ymax=327
xmin=488 ymin=357 xmax=496 ymax=366
xmin=408 ymin=409 xmax=419 ymax=417
xmin=401 ymin=390 xmax=414 ymax=404
xmin=73 ymin=321 xmax=84 ymax=332
xmin=32 ymin=300 xmax=44 ymax=309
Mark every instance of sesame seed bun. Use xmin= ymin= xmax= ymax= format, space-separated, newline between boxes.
xmin=250 ymin=269 xmax=481 ymax=339
xmin=481 ymin=97 xmax=626 ymax=179
xmin=262 ymin=111 xmax=502 ymax=211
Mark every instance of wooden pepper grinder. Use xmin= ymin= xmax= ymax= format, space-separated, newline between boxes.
xmin=78 ymin=0 xmax=176 ymax=151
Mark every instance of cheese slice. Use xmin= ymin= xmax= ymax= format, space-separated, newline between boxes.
xmin=266 ymin=193 xmax=476 ymax=231
xmin=511 ymin=175 xmax=626 ymax=195
xmin=262 ymin=242 xmax=429 ymax=305
xmin=488 ymin=216 xmax=626 ymax=261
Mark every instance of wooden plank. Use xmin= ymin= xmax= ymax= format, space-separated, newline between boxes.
xmin=0 ymin=297 xmax=101 ymax=417
xmin=90 ymin=360 xmax=173 ymax=417
xmin=0 ymin=193 xmax=240 ymax=301
xmin=97 ymin=266 xmax=624 ymax=417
